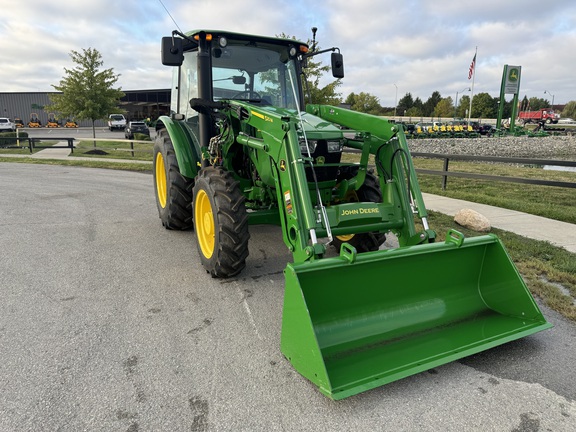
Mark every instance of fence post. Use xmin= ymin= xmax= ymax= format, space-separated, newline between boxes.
xmin=29 ymin=138 xmax=34 ymax=154
xmin=442 ymin=157 xmax=450 ymax=190
xmin=130 ymin=141 xmax=134 ymax=157
xmin=68 ymin=138 xmax=74 ymax=154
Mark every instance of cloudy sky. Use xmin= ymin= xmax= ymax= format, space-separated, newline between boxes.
xmin=1 ymin=0 xmax=575 ymax=108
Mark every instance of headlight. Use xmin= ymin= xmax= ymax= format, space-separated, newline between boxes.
xmin=299 ymin=139 xmax=317 ymax=155
xmin=327 ymin=139 xmax=344 ymax=153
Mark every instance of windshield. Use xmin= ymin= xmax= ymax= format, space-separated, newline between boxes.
xmin=211 ymin=43 xmax=300 ymax=110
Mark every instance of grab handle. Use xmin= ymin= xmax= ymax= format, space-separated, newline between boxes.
xmin=445 ymin=229 xmax=465 ymax=247
xmin=340 ymin=243 xmax=357 ymax=263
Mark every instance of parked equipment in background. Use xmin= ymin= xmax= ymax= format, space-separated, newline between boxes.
xmin=64 ymin=119 xmax=78 ymax=128
xmin=28 ymin=113 xmax=41 ymax=128
xmin=46 ymin=113 xmax=60 ymax=128
xmin=152 ymin=29 xmax=552 ymax=400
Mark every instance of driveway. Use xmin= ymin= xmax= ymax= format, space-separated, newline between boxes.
xmin=1 ymin=163 xmax=574 ymax=431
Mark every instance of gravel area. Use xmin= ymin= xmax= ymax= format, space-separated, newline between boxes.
xmin=407 ymin=135 xmax=576 ymax=160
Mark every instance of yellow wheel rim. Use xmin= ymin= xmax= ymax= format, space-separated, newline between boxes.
xmin=195 ymin=189 xmax=215 ymax=259
xmin=155 ymin=152 xmax=167 ymax=208
xmin=336 ymin=234 xmax=355 ymax=242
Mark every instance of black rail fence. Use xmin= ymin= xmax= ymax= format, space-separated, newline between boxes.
xmin=0 ymin=136 xmax=152 ymax=158
xmin=3 ymin=138 xmax=575 ymax=191
xmin=411 ymin=152 xmax=576 ymax=190
xmin=0 ymin=136 xmax=75 ymax=153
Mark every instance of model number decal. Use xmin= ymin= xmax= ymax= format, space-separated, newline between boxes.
xmin=251 ymin=111 xmax=273 ymax=122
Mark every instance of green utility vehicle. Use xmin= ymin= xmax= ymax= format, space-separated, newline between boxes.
xmin=153 ymin=29 xmax=551 ymax=400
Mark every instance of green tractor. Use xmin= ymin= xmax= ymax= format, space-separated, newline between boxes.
xmin=153 ymin=29 xmax=551 ymax=400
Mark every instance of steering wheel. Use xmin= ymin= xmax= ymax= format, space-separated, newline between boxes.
xmin=231 ymin=90 xmax=262 ymax=100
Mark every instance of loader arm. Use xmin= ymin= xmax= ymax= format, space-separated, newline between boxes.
xmin=307 ymin=104 xmax=435 ymax=245
xmin=228 ymin=101 xmax=328 ymax=263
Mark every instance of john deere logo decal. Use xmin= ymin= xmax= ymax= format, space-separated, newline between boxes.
xmin=279 ymin=160 xmax=286 ymax=171
xmin=508 ymin=68 xmax=519 ymax=82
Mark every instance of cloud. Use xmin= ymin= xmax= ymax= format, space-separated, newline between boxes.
xmin=1 ymin=0 xmax=575 ymax=106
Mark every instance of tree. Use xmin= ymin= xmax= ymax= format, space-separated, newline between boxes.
xmin=561 ymin=101 xmax=576 ymax=119
xmin=406 ymin=106 xmax=423 ymax=117
xmin=433 ymin=97 xmax=453 ymax=118
xmin=302 ymin=50 xmax=342 ymax=105
xmin=423 ymin=91 xmax=442 ymax=117
xmin=526 ymin=97 xmax=550 ymax=111
xmin=49 ymin=48 xmax=125 ymax=143
xmin=397 ymin=92 xmax=414 ymax=116
xmin=519 ymin=95 xmax=530 ymax=111
xmin=344 ymin=92 xmax=384 ymax=115
xmin=276 ymin=32 xmax=342 ymax=105
xmin=456 ymin=95 xmax=470 ymax=118
xmin=471 ymin=92 xmax=497 ymax=118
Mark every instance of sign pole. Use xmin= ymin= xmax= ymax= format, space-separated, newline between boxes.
xmin=467 ymin=47 xmax=477 ymax=126
xmin=496 ymin=64 xmax=521 ymax=134
xmin=496 ymin=65 xmax=507 ymax=132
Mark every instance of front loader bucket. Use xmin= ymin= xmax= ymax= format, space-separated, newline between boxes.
xmin=281 ymin=232 xmax=552 ymax=400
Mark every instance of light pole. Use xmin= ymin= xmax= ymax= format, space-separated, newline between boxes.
xmin=454 ymin=87 xmax=470 ymax=119
xmin=393 ymin=84 xmax=398 ymax=118
xmin=544 ymin=90 xmax=555 ymax=111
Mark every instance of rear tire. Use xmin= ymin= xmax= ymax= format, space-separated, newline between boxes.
xmin=193 ymin=167 xmax=250 ymax=278
xmin=153 ymin=129 xmax=194 ymax=230
xmin=332 ymin=173 xmax=386 ymax=253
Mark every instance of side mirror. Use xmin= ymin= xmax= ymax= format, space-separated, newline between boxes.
xmin=161 ymin=36 xmax=184 ymax=66
xmin=331 ymin=52 xmax=344 ymax=78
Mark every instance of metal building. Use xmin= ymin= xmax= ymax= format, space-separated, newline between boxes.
xmin=0 ymin=89 xmax=170 ymax=127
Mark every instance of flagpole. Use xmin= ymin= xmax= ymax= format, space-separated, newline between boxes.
xmin=468 ymin=47 xmax=477 ymax=126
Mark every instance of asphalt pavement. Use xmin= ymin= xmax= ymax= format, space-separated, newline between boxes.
xmin=4 ymin=138 xmax=575 ymax=254
xmin=0 ymin=161 xmax=575 ymax=431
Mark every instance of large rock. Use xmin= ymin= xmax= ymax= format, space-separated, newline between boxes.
xmin=454 ymin=208 xmax=491 ymax=232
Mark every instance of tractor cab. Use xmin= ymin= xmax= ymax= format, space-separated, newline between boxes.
xmin=161 ymin=30 xmax=343 ymax=149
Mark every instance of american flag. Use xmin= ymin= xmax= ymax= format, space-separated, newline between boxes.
xmin=468 ymin=53 xmax=476 ymax=80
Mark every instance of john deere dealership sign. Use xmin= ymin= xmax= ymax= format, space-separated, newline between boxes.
xmin=504 ymin=66 xmax=521 ymax=95
xmin=496 ymin=64 xmax=522 ymax=132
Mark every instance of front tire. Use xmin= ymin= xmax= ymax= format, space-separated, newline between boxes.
xmin=193 ymin=167 xmax=250 ymax=278
xmin=332 ymin=173 xmax=387 ymax=253
xmin=153 ymin=129 xmax=194 ymax=230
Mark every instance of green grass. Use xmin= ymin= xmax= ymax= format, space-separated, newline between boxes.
xmin=0 ymin=146 xmax=31 ymax=155
xmin=72 ymin=139 xmax=153 ymax=161
xmin=412 ymin=158 xmax=576 ymax=224
xmin=0 ymin=156 xmax=152 ymax=172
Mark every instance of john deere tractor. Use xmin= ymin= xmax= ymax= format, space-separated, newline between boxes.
xmin=153 ymin=29 xmax=551 ymax=400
